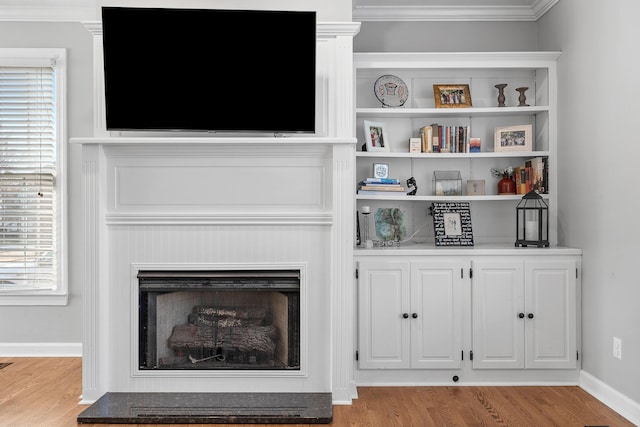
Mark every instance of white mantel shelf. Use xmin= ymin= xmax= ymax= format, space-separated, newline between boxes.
xmin=70 ymin=136 xmax=357 ymax=146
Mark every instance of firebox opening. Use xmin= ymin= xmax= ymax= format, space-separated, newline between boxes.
xmin=138 ymin=270 xmax=300 ymax=371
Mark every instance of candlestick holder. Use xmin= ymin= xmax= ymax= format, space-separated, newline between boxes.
xmin=495 ymin=83 xmax=507 ymax=107
xmin=516 ymin=87 xmax=529 ymax=107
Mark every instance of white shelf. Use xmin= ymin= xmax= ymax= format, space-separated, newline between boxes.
xmin=356 ymin=106 xmax=549 ymax=118
xmin=356 ymin=194 xmax=547 ymax=202
xmin=354 ymin=242 xmax=582 ymax=256
xmin=356 ymin=151 xmax=549 ymax=159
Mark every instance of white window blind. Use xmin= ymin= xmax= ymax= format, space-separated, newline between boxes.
xmin=0 ymin=66 xmax=56 ymax=292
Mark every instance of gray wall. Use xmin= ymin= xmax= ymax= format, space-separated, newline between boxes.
xmin=354 ymin=21 xmax=538 ymax=52
xmin=0 ymin=22 xmax=92 ymax=344
xmin=0 ymin=2 xmax=352 ymax=346
xmin=538 ymin=0 xmax=640 ymax=406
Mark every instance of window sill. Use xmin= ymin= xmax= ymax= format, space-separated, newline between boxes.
xmin=0 ymin=292 xmax=68 ymax=306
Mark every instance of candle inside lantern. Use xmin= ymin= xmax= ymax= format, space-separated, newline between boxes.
xmin=361 ymin=205 xmax=370 ymax=214
xmin=525 ymin=220 xmax=538 ymax=241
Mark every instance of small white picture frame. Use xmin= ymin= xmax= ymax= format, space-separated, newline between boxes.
xmin=372 ymin=163 xmax=389 ymax=179
xmin=363 ymin=120 xmax=389 ymax=152
xmin=466 ymin=179 xmax=486 ymax=196
xmin=494 ymin=124 xmax=532 ymax=152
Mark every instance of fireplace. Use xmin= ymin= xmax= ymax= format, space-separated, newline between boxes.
xmin=138 ymin=270 xmax=300 ymax=371
xmin=73 ymin=137 xmax=357 ymax=408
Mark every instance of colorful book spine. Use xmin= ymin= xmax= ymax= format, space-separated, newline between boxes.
xmin=420 ymin=126 xmax=433 ymax=153
xmin=361 ymin=177 xmax=400 ymax=185
xmin=422 ymin=124 xmax=471 ymax=153
xmin=359 ymin=185 xmax=405 ymax=192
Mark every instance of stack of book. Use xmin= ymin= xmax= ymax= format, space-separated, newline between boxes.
xmin=513 ymin=156 xmax=548 ymax=194
xmin=420 ymin=123 xmax=472 ymax=153
xmin=357 ymin=177 xmax=405 ymax=195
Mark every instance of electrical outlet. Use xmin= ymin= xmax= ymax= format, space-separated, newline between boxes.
xmin=613 ymin=337 xmax=622 ymax=360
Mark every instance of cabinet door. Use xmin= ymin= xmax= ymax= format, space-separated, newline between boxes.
xmin=410 ymin=261 xmax=463 ymax=369
xmin=472 ymin=260 xmax=525 ymax=369
xmin=525 ymin=260 xmax=577 ymax=369
xmin=357 ymin=260 xmax=411 ymax=369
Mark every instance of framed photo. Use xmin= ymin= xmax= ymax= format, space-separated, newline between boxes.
xmin=494 ymin=124 xmax=533 ymax=152
xmin=409 ymin=137 xmax=422 ymax=153
xmin=363 ymin=120 xmax=389 ymax=152
xmin=466 ymin=180 xmax=486 ymax=196
xmin=433 ymin=84 xmax=472 ymax=108
xmin=431 ymin=202 xmax=474 ymax=247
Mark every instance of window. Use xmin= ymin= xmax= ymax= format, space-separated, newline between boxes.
xmin=0 ymin=49 xmax=66 ymax=305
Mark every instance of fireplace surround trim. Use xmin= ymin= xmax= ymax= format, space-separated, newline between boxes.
xmin=130 ymin=262 xmax=309 ymax=379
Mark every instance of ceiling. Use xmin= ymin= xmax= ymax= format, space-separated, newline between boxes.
xmin=353 ymin=0 xmax=560 ymax=21
xmin=0 ymin=0 xmax=559 ymax=22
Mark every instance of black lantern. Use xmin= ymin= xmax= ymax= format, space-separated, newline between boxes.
xmin=515 ymin=190 xmax=549 ymax=247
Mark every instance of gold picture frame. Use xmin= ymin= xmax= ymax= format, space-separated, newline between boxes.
xmin=494 ymin=124 xmax=533 ymax=152
xmin=433 ymin=84 xmax=472 ymax=108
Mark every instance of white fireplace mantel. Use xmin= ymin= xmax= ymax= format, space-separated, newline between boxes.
xmin=76 ymin=19 xmax=360 ymax=405
xmin=73 ymin=137 xmax=357 ymax=404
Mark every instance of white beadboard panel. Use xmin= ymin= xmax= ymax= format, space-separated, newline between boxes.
xmin=114 ymin=164 xmax=324 ymax=207
xmin=107 ymin=224 xmax=331 ymax=393
xmin=106 ymin=147 xmax=332 ymax=215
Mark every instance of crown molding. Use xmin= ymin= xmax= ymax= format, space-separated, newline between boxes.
xmin=0 ymin=1 xmax=559 ymax=23
xmin=0 ymin=5 xmax=96 ymax=22
xmin=353 ymin=0 xmax=559 ymax=22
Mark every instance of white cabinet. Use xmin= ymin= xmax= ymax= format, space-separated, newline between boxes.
xmin=410 ymin=260 xmax=464 ymax=369
xmin=357 ymin=258 xmax=463 ymax=369
xmin=353 ymin=52 xmax=560 ymax=246
xmin=471 ymin=258 xmax=577 ymax=369
xmin=357 ymin=260 xmax=409 ymax=369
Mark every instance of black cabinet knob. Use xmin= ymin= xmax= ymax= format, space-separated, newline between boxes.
xmin=528 ymin=313 xmax=534 ymax=319
xmin=403 ymin=313 xmax=409 ymax=319
xmin=518 ymin=313 xmax=525 ymax=319
xmin=412 ymin=313 xmax=418 ymax=319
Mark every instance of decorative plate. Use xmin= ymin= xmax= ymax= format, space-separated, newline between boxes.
xmin=374 ymin=75 xmax=408 ymax=108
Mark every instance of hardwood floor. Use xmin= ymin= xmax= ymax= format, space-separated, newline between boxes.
xmin=0 ymin=357 xmax=634 ymax=427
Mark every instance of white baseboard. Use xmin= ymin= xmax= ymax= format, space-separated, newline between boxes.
xmin=0 ymin=342 xmax=82 ymax=357
xmin=580 ymin=370 xmax=640 ymax=426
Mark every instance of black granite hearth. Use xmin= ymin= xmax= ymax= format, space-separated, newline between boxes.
xmin=77 ymin=392 xmax=333 ymax=424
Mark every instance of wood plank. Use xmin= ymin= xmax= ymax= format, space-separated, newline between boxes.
xmin=0 ymin=357 xmax=634 ymax=426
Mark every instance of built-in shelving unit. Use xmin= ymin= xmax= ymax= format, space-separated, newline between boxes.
xmin=353 ymin=51 xmax=560 ymax=246
xmin=353 ymin=52 xmax=583 ymax=384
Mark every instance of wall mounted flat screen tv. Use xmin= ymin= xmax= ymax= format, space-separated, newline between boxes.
xmin=101 ymin=7 xmax=317 ymax=133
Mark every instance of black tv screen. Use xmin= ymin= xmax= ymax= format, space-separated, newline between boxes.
xmin=101 ymin=7 xmax=317 ymax=133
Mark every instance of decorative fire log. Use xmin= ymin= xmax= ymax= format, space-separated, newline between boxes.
xmin=188 ymin=305 xmax=268 ymax=327
xmin=168 ymin=323 xmax=278 ymax=363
